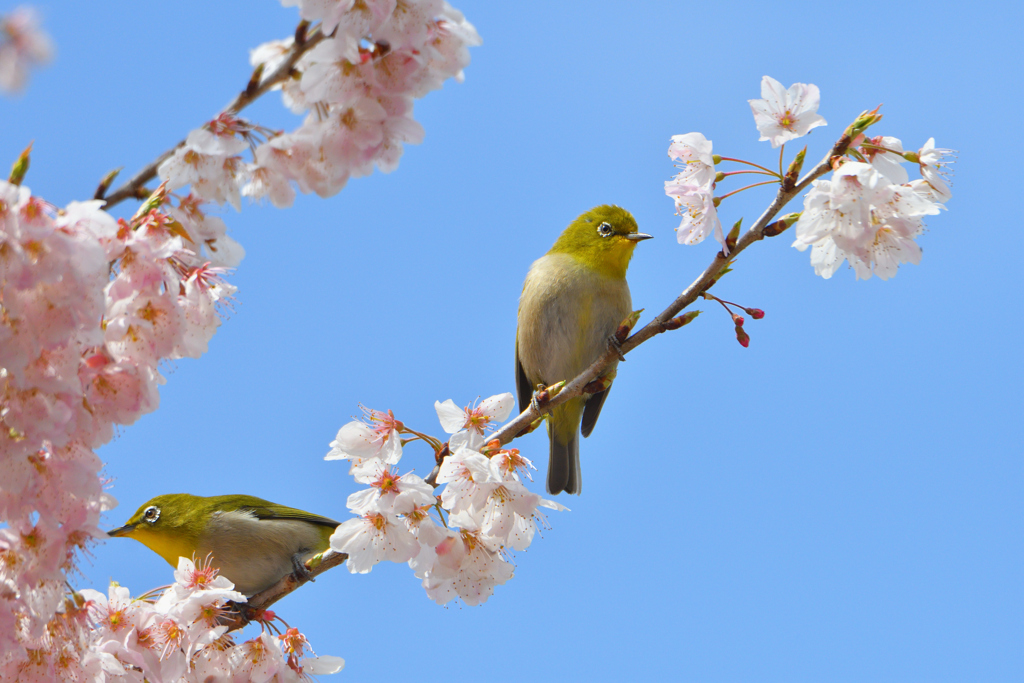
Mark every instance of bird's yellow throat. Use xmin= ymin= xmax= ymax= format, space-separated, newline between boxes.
xmin=121 ymin=526 xmax=195 ymax=569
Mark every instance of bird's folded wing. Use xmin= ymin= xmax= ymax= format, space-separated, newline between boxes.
xmin=246 ymin=505 xmax=340 ymax=528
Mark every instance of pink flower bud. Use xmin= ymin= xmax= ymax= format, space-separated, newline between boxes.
xmin=735 ymin=325 xmax=750 ymax=348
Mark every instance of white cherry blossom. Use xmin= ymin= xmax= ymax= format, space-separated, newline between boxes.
xmin=434 ymin=392 xmax=514 ymax=434
xmin=748 ymin=75 xmax=827 ymax=147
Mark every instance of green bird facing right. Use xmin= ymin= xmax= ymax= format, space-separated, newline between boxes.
xmin=516 ymin=205 xmax=651 ymax=495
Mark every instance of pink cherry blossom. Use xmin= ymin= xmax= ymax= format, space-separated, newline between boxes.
xmin=0 ymin=6 xmax=53 ymax=93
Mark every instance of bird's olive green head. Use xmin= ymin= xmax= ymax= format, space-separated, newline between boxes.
xmin=107 ymin=494 xmax=204 ymax=569
xmin=548 ymin=205 xmax=652 ymax=279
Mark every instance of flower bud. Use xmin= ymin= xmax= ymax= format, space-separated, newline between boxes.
xmin=762 ymin=212 xmax=800 ymax=238
xmin=746 ymin=308 xmax=765 ymax=319
xmin=8 ymin=142 xmax=31 ymax=186
xmin=782 ymin=146 xmax=806 ymax=191
xmin=732 ymin=313 xmax=745 ymax=327
xmin=662 ymin=310 xmax=700 ymax=331
xmin=735 ymin=325 xmax=750 ymax=348
xmin=845 ymin=105 xmax=884 ymax=139
xmin=94 ymin=167 xmax=122 ymax=200
xmin=615 ymin=309 xmax=643 ymax=342
xmin=726 ymin=218 xmax=742 ymax=251
xmin=132 ymin=181 xmax=169 ymax=223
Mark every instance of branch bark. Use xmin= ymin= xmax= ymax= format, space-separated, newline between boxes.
xmin=98 ymin=22 xmax=327 ymax=210
xmin=220 ymin=548 xmax=349 ymax=633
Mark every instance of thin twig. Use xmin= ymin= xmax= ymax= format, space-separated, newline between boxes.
xmin=99 ymin=22 xmax=327 ymax=210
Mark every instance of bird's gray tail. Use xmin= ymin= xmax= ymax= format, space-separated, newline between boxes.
xmin=547 ymin=427 xmax=581 ymax=495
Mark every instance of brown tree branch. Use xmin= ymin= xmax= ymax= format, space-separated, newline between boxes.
xmin=220 ymin=548 xmax=349 ymax=633
xmin=222 ymin=119 xmax=867 ymax=624
xmin=98 ymin=21 xmax=327 ymax=210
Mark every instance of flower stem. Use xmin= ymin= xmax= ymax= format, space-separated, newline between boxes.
xmin=717 ymin=157 xmax=781 ymax=178
xmin=402 ymin=428 xmax=444 ymax=453
xmin=717 ymin=180 xmax=779 ymax=202
xmin=720 ymin=170 xmax=778 ymax=178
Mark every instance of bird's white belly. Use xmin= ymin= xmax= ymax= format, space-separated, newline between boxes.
xmin=518 ymin=253 xmax=632 ymax=385
xmin=197 ymin=510 xmax=326 ymax=596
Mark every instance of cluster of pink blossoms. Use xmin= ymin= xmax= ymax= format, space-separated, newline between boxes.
xmin=666 ymin=75 xmax=953 ymax=280
xmin=0 ymin=180 xmax=241 ymax=677
xmin=1 ymin=1 xmax=482 ymax=676
xmin=0 ymin=6 xmax=53 ymax=93
xmin=67 ymin=556 xmax=342 ymax=681
xmin=326 ymin=393 xmax=565 ymax=606
xmin=158 ymin=0 xmax=481 ymax=208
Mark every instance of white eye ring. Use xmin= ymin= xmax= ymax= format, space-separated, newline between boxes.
xmin=597 ymin=222 xmax=613 ymax=237
xmin=143 ymin=505 xmax=161 ymax=524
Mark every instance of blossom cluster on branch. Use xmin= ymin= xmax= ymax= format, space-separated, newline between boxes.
xmin=325 ymin=394 xmax=565 ymax=606
xmin=666 ymin=75 xmax=954 ymax=281
xmin=158 ymin=0 xmax=481 ymax=209
xmin=72 ymin=556 xmax=343 ymax=681
xmin=1 ymin=0 xmax=482 ymax=677
xmin=0 ymin=177 xmax=241 ymax=677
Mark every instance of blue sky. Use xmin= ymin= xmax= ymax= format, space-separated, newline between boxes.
xmin=4 ymin=1 xmax=1021 ymax=681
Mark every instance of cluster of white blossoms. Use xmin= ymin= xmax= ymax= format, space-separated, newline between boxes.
xmin=665 ymin=131 xmax=723 ymax=251
xmin=0 ymin=6 xmax=53 ymax=93
xmin=158 ymin=0 xmax=481 ymax=209
xmin=666 ymin=75 xmax=953 ymax=280
xmin=70 ymin=557 xmax=343 ymax=681
xmin=326 ymin=393 xmax=566 ymax=606
xmin=0 ymin=180 xmax=243 ymax=676
xmin=791 ymin=136 xmax=952 ymax=279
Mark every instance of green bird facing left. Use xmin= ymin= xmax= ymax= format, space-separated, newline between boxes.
xmin=108 ymin=494 xmax=340 ymax=597
xmin=516 ymin=205 xmax=652 ymax=496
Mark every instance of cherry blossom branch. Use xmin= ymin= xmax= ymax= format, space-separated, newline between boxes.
xmin=484 ymin=124 xmax=861 ymax=450
xmin=219 ymin=548 xmax=349 ymax=633
xmin=228 ymin=119 xmax=867 ymax=609
xmin=97 ymin=21 xmax=327 ymax=209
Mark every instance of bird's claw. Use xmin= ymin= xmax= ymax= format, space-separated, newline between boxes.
xmin=607 ymin=334 xmax=626 ymax=361
xmin=292 ymin=553 xmax=314 ymax=584
xmin=531 ymin=382 xmax=548 ymax=413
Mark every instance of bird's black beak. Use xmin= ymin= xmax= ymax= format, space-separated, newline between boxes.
xmin=106 ymin=524 xmax=135 ymax=538
xmin=626 ymin=232 xmax=654 ymax=242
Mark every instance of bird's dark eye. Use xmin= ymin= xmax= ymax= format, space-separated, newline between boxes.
xmin=597 ymin=222 xmax=614 ymax=237
xmin=143 ymin=505 xmax=160 ymax=524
